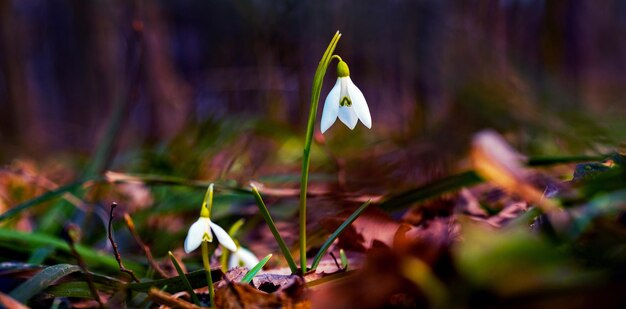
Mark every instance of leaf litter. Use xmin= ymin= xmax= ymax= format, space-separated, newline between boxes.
xmin=2 ymin=130 xmax=626 ymax=308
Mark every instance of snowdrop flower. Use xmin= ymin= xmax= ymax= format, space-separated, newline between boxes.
xmin=184 ymin=184 xmax=237 ymax=253
xmin=320 ymin=59 xmax=371 ymax=133
xmin=228 ymin=246 xmax=260 ymax=269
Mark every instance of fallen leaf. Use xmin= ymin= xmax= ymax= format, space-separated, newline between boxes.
xmin=471 ymin=130 xmax=559 ymax=212
xmin=311 ymin=244 xmax=424 ymax=309
xmin=458 ymin=187 xmax=529 ymax=228
xmin=215 ymin=282 xmax=282 ymax=309
xmin=320 ymin=206 xmax=414 ymax=251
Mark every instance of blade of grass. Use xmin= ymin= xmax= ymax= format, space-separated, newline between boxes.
xmin=0 ymin=228 xmax=144 ymax=274
xmin=310 ymin=200 xmax=371 ymax=271
xmin=526 ymin=154 xmax=605 ymax=166
xmin=127 ymin=269 xmax=221 ymax=293
xmin=250 ymin=184 xmax=298 ymax=273
xmin=106 ymin=171 xmax=250 ymax=193
xmin=339 ymin=249 xmax=348 ymax=270
xmin=305 ymin=270 xmax=356 ymax=288
xmin=168 ymin=252 xmax=200 ymax=306
xmin=40 ymin=281 xmax=117 ymax=300
xmin=379 ymin=171 xmax=483 ymax=212
xmin=17 ymin=266 xmax=124 ymax=300
xmin=377 ymin=154 xmax=599 ymax=214
xmin=10 ymin=264 xmax=81 ymax=303
xmin=0 ymin=180 xmax=90 ymax=222
xmin=27 ymin=247 xmax=55 ymax=265
xmin=240 ymin=254 xmax=272 ymax=284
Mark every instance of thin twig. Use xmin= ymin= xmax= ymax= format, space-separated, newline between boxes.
xmin=108 ymin=203 xmax=141 ymax=283
xmin=123 ymin=212 xmax=168 ymax=278
xmin=147 ymin=288 xmax=202 ymax=309
xmin=329 ymin=252 xmax=342 ymax=271
xmin=65 ymin=224 xmax=104 ymax=308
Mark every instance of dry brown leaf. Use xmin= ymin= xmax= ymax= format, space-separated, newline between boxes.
xmin=215 ymin=282 xmax=283 ymax=309
xmin=320 ymin=206 xmax=414 ymax=251
xmin=311 ymin=244 xmax=425 ymax=309
xmin=470 ymin=130 xmax=559 ymax=212
xmin=395 ymin=217 xmax=456 ymax=264
xmin=458 ymin=187 xmax=530 ymax=228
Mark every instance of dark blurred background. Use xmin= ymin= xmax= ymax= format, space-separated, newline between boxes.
xmin=1 ymin=0 xmax=625 ymax=178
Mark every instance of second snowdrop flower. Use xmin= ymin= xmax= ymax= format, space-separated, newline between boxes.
xmin=320 ymin=58 xmax=372 ymax=133
xmin=184 ymin=184 xmax=237 ymax=253
xmin=228 ymin=246 xmax=260 ymax=269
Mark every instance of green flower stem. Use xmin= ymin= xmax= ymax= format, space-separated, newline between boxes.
xmin=251 ymin=185 xmax=298 ymax=273
xmin=167 ymin=251 xmax=200 ymax=306
xmin=310 ymin=200 xmax=371 ymax=271
xmin=299 ymin=31 xmax=342 ymax=276
xmin=201 ymin=241 xmax=214 ymax=307
xmin=221 ymin=218 xmax=245 ymax=272
xmin=220 ymin=246 xmax=230 ymax=273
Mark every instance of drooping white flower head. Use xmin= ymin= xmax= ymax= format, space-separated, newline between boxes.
xmin=228 ymin=246 xmax=260 ymax=269
xmin=184 ymin=217 xmax=238 ymax=253
xmin=183 ymin=184 xmax=238 ymax=253
xmin=320 ymin=60 xmax=371 ymax=133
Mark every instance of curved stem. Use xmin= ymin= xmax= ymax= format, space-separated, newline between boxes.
xmin=330 ymin=55 xmax=343 ymax=62
xmin=299 ymin=31 xmax=342 ymax=276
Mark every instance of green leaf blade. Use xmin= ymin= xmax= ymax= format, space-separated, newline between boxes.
xmin=10 ymin=264 xmax=81 ymax=303
xmin=250 ymin=185 xmax=298 ymax=273
xmin=241 ymin=254 xmax=272 ymax=284
xmin=310 ymin=200 xmax=371 ymax=271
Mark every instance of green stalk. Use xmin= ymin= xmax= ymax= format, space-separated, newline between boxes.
xmin=167 ymin=251 xmax=200 ymax=306
xmin=221 ymin=218 xmax=245 ymax=272
xmin=250 ymin=185 xmax=298 ymax=273
xmin=201 ymin=241 xmax=214 ymax=307
xmin=299 ymin=31 xmax=342 ymax=276
xmin=310 ymin=200 xmax=371 ymax=270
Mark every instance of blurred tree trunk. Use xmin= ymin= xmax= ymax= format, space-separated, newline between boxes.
xmin=0 ymin=1 xmax=39 ymax=158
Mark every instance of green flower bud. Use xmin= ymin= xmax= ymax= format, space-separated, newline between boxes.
xmin=337 ymin=60 xmax=350 ymax=77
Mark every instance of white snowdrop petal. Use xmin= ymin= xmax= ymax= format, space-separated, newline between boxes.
xmin=337 ymin=105 xmax=358 ymax=129
xmin=184 ymin=219 xmax=206 ymax=253
xmin=228 ymin=253 xmax=239 ymax=269
xmin=321 ymin=79 xmax=341 ymax=133
xmin=347 ymin=77 xmax=371 ymax=129
xmin=236 ymin=247 xmax=260 ymax=269
xmin=209 ymin=221 xmax=238 ymax=252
